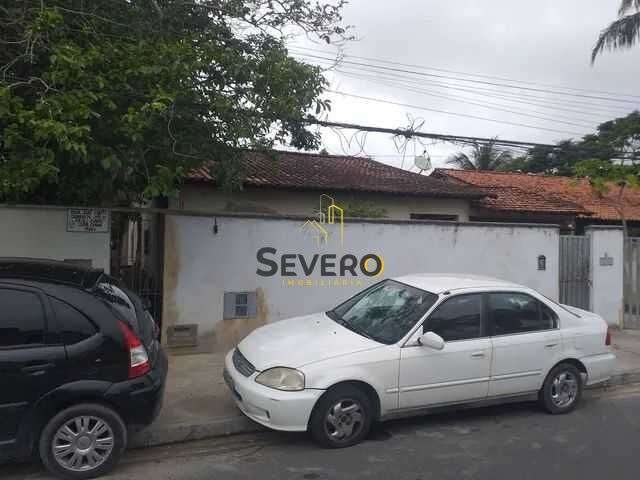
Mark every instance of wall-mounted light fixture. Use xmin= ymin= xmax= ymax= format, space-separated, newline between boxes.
xmin=538 ymin=255 xmax=546 ymax=271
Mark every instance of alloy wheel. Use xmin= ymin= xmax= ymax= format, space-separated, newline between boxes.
xmin=52 ymin=416 xmax=115 ymax=472
xmin=550 ymin=371 xmax=579 ymax=408
xmin=324 ymin=398 xmax=365 ymax=442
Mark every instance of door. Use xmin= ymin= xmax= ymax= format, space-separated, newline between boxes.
xmin=0 ymin=286 xmax=66 ymax=445
xmin=487 ymin=292 xmax=561 ymax=397
xmin=624 ymin=238 xmax=640 ymax=329
xmin=559 ymin=235 xmax=591 ymax=310
xmin=399 ymin=294 xmax=491 ymax=410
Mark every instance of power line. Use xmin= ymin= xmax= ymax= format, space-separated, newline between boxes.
xmin=289 ymin=46 xmax=640 ymax=101
xmin=335 ymin=70 xmax=599 ymax=128
xmin=327 ymin=90 xmax=587 ymax=136
xmin=295 ymin=52 xmax=640 ymax=106
xmin=306 ymin=118 xmax=640 ymax=160
xmin=332 ymin=67 xmax=626 ymax=120
xmin=297 ymin=54 xmax=635 ymax=114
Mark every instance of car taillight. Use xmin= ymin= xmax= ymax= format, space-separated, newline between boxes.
xmin=118 ymin=320 xmax=150 ymax=379
xmin=605 ymin=327 xmax=612 ymax=346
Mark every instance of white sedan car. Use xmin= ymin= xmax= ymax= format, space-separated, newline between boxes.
xmin=224 ymin=274 xmax=615 ymax=447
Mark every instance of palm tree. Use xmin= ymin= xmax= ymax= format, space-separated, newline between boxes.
xmin=446 ymin=139 xmax=512 ymax=171
xmin=592 ymin=0 xmax=640 ymax=63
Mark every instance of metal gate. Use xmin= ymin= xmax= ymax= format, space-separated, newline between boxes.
xmin=624 ymin=238 xmax=640 ymax=329
xmin=559 ymin=235 xmax=591 ymax=310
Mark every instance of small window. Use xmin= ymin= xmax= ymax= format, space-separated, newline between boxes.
xmin=50 ymin=297 xmax=98 ymax=344
xmin=410 ymin=213 xmax=459 ymax=221
xmin=489 ymin=293 xmax=557 ymax=336
xmin=224 ymin=292 xmax=257 ymax=319
xmin=541 ymin=303 xmax=559 ymax=327
xmin=0 ymin=288 xmax=46 ymax=347
xmin=424 ymin=294 xmax=482 ymax=341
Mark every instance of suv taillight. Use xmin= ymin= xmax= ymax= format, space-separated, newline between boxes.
xmin=605 ymin=327 xmax=612 ymax=346
xmin=118 ymin=320 xmax=150 ymax=379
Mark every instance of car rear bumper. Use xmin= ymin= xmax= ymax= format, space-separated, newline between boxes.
xmin=105 ymin=346 xmax=169 ymax=428
xmin=582 ymin=352 xmax=616 ymax=386
xmin=223 ymin=350 xmax=323 ymax=432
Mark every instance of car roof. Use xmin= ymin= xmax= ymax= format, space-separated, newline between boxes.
xmin=0 ymin=257 xmax=104 ymax=289
xmin=394 ymin=273 xmax=524 ymax=294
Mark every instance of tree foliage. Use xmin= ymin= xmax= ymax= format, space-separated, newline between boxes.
xmin=502 ymin=111 xmax=640 ymax=234
xmin=0 ymin=1 xmax=350 ymax=205
xmin=592 ymin=0 xmax=640 ymax=62
xmin=571 ymin=112 xmax=640 ymax=196
xmin=504 ymin=111 xmax=640 ymax=176
xmin=446 ymin=138 xmax=512 ymax=171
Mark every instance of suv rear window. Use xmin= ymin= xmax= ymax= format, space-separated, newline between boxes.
xmin=92 ymin=279 xmax=154 ymax=345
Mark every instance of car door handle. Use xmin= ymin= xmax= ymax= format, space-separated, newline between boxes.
xmin=470 ymin=352 xmax=485 ymax=358
xmin=21 ymin=363 xmax=55 ymax=375
xmin=544 ymin=343 xmax=558 ymax=349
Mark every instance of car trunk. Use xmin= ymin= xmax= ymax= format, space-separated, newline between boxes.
xmin=92 ymin=277 xmax=160 ymax=367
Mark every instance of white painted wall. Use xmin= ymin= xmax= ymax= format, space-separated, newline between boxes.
xmin=0 ymin=207 xmax=111 ymax=272
xmin=173 ymin=184 xmax=472 ymax=221
xmin=587 ymin=226 xmax=624 ymax=326
xmin=163 ymin=214 xmax=559 ymax=351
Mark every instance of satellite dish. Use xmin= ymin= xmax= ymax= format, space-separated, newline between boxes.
xmin=414 ymin=152 xmax=432 ymax=171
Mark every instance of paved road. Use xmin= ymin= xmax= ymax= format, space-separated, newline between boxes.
xmin=4 ymin=384 xmax=640 ymax=480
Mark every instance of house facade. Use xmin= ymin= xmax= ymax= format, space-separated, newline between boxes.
xmin=433 ymin=168 xmax=640 ymax=234
xmin=171 ymin=151 xmax=486 ymax=221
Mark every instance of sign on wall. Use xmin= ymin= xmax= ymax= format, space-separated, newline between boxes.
xmin=66 ymin=208 xmax=110 ymax=233
xmin=255 ymin=194 xmax=385 ymax=289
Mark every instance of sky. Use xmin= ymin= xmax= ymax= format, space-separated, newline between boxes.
xmin=287 ymin=0 xmax=640 ymax=170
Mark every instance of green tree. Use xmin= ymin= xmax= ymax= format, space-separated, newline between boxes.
xmin=0 ymin=1 xmax=349 ymax=205
xmin=446 ymin=138 xmax=512 ymax=171
xmin=592 ymin=0 xmax=640 ymax=62
xmin=573 ymin=159 xmax=639 ymax=236
xmin=504 ymin=111 xmax=640 ymax=175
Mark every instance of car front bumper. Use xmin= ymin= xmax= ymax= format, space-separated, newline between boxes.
xmin=223 ymin=351 xmax=324 ymax=432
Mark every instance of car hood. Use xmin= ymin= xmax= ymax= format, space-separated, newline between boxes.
xmin=236 ymin=312 xmax=381 ymax=370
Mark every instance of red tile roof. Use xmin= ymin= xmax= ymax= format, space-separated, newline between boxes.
xmin=435 ymin=168 xmax=640 ymax=221
xmin=189 ymin=151 xmax=486 ymax=199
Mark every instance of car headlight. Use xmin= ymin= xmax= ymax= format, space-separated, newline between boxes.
xmin=255 ymin=367 xmax=305 ymax=391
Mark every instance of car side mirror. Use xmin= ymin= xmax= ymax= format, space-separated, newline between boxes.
xmin=418 ymin=331 xmax=445 ymax=350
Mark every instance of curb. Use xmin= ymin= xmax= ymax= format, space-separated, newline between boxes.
xmin=130 ymin=416 xmax=265 ymax=449
xmin=131 ymin=370 xmax=640 ymax=449
xmin=603 ymin=370 xmax=640 ymax=388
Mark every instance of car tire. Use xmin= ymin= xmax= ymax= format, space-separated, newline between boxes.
xmin=309 ymin=385 xmax=373 ymax=448
xmin=39 ymin=403 xmax=127 ymax=480
xmin=539 ymin=363 xmax=583 ymax=414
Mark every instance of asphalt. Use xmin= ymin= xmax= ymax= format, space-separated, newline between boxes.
xmin=5 ymin=383 xmax=640 ymax=480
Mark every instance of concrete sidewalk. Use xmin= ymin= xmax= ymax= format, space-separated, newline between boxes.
xmin=131 ymin=352 xmax=261 ymax=448
xmin=609 ymin=329 xmax=640 ymax=384
xmin=130 ymin=328 xmax=640 ymax=449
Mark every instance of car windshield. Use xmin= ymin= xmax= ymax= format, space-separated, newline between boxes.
xmin=327 ymin=280 xmax=438 ymax=345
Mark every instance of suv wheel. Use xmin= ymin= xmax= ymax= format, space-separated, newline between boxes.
xmin=39 ymin=404 xmax=127 ymax=480
xmin=539 ymin=363 xmax=583 ymax=414
xmin=309 ymin=385 xmax=373 ymax=448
